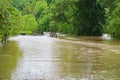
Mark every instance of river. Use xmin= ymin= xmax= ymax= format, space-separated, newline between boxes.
xmin=0 ymin=34 xmax=120 ymax=80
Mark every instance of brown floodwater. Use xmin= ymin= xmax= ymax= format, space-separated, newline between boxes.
xmin=0 ymin=41 xmax=21 ymax=80
xmin=0 ymin=35 xmax=120 ymax=80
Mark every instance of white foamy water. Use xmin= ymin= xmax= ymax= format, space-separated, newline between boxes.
xmin=102 ymin=33 xmax=112 ymax=40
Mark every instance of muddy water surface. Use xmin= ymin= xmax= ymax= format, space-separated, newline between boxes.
xmin=0 ymin=35 xmax=120 ymax=80
xmin=0 ymin=41 xmax=21 ymax=80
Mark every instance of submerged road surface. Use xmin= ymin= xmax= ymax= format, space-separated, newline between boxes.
xmin=1 ymin=35 xmax=120 ymax=80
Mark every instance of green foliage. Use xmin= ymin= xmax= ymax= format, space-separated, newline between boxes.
xmin=74 ymin=0 xmax=105 ymax=36
xmin=58 ymin=22 xmax=74 ymax=34
xmin=35 ymin=0 xmax=106 ymax=36
xmin=1 ymin=0 xmax=120 ymax=40
xmin=8 ymin=7 xmax=22 ymax=35
xmin=21 ymin=14 xmax=38 ymax=32
xmin=45 ymin=0 xmax=76 ymax=34
xmin=105 ymin=2 xmax=120 ymax=39
xmin=38 ymin=12 xmax=52 ymax=31
xmin=35 ymin=0 xmax=48 ymax=20
xmin=12 ymin=0 xmax=26 ymax=11
xmin=0 ymin=0 xmax=22 ymax=40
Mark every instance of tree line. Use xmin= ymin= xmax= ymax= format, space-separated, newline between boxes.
xmin=0 ymin=0 xmax=120 ymax=43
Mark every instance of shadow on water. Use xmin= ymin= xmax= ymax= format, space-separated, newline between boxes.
xmin=0 ymin=41 xmax=22 ymax=80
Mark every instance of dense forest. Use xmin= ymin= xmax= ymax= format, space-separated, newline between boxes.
xmin=0 ymin=0 xmax=120 ymax=42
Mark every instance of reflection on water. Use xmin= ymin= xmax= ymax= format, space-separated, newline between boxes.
xmin=1 ymin=35 xmax=120 ymax=80
xmin=0 ymin=41 xmax=21 ymax=80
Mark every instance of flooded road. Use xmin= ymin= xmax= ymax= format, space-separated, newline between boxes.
xmin=0 ymin=35 xmax=120 ymax=80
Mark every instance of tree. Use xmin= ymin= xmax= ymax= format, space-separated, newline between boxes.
xmin=105 ymin=1 xmax=120 ymax=39
xmin=98 ymin=0 xmax=120 ymax=39
xmin=0 ymin=0 xmax=22 ymax=43
xmin=12 ymin=0 xmax=26 ymax=11
xmin=47 ymin=0 xmax=76 ymax=34
xmin=34 ymin=0 xmax=48 ymax=20
xmin=21 ymin=14 xmax=38 ymax=32
xmin=74 ymin=0 xmax=105 ymax=36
